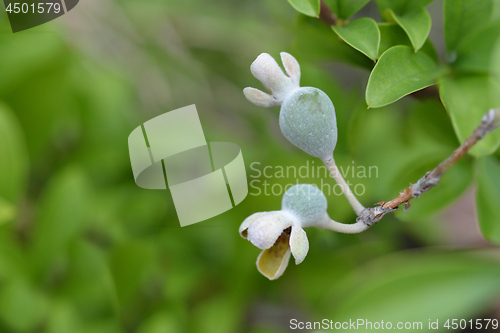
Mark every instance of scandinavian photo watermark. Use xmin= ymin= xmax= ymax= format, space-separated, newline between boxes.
xmin=248 ymin=160 xmax=378 ymax=197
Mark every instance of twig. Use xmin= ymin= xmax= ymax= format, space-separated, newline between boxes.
xmin=318 ymin=0 xmax=337 ymax=27
xmin=357 ymin=108 xmax=500 ymax=227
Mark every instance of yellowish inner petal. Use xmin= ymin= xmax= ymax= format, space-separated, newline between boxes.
xmin=257 ymin=230 xmax=291 ymax=279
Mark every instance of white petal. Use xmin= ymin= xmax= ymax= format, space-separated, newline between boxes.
xmin=256 ymin=241 xmax=291 ymax=280
xmin=289 ymin=226 xmax=309 ymax=264
xmin=280 ymin=52 xmax=301 ymax=86
xmin=239 ymin=212 xmax=268 ymax=239
xmin=247 ymin=211 xmax=295 ymax=250
xmin=243 ymin=87 xmax=281 ymax=108
xmin=250 ymin=53 xmax=297 ymax=102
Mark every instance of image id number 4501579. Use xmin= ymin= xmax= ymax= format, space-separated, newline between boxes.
xmin=5 ymin=2 xmax=61 ymax=14
xmin=443 ymin=319 xmax=498 ymax=330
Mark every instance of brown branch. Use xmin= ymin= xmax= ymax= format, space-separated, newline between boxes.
xmin=357 ymin=108 xmax=500 ymax=226
xmin=319 ymin=0 xmax=337 ymax=27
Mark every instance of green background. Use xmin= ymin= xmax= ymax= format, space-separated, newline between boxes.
xmin=0 ymin=0 xmax=500 ymax=332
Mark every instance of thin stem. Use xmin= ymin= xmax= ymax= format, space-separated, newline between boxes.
xmin=323 ymin=157 xmax=366 ymax=216
xmin=322 ymin=219 xmax=369 ymax=234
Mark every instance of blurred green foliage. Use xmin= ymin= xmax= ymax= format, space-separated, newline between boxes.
xmin=0 ymin=0 xmax=499 ymax=332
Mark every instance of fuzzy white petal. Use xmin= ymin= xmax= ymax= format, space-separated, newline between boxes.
xmin=239 ymin=212 xmax=268 ymax=239
xmin=247 ymin=211 xmax=296 ymax=250
xmin=243 ymin=87 xmax=281 ymax=108
xmin=289 ymin=226 xmax=309 ymax=264
xmin=280 ymin=52 xmax=301 ymax=86
xmin=250 ymin=53 xmax=298 ymax=102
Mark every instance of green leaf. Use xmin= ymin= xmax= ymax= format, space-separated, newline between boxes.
xmin=476 ymin=156 xmax=500 ymax=243
xmin=331 ymin=251 xmax=500 ymax=324
xmin=439 ymin=74 xmax=500 ymax=157
xmin=388 ymin=7 xmax=431 ymax=51
xmin=287 ymin=0 xmax=320 ymax=17
xmin=366 ymin=45 xmax=440 ymax=108
xmin=376 ymin=0 xmax=433 ymax=18
xmin=444 ymin=0 xmax=494 ymax=52
xmin=378 ymin=23 xmax=438 ymax=61
xmin=378 ymin=23 xmax=412 ymax=57
xmin=0 ymin=104 xmax=28 ymax=205
xmin=324 ymin=0 xmax=370 ymax=19
xmin=332 ymin=18 xmax=380 ymax=60
xmin=455 ymin=20 xmax=500 ymax=73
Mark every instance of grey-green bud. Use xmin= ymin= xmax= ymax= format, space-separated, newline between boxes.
xmin=279 ymin=87 xmax=337 ymax=160
xmin=281 ymin=184 xmax=327 ymax=227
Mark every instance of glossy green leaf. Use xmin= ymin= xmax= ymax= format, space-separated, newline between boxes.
xmin=30 ymin=167 xmax=90 ymax=274
xmin=378 ymin=23 xmax=412 ymax=57
xmin=0 ymin=104 xmax=28 ymax=204
xmin=331 ymin=251 xmax=500 ymax=324
xmin=388 ymin=7 xmax=431 ymax=51
xmin=444 ymin=0 xmax=494 ymax=52
xmin=377 ymin=23 xmax=438 ymax=61
xmin=476 ymin=156 xmax=500 ymax=243
xmin=439 ymin=75 xmax=500 ymax=157
xmin=332 ymin=18 xmax=380 ymax=60
xmin=287 ymin=0 xmax=320 ymax=17
xmin=455 ymin=21 xmax=500 ymax=73
xmin=376 ymin=0 xmax=433 ymax=18
xmin=366 ymin=45 xmax=440 ymax=108
xmin=324 ymin=0 xmax=370 ymax=19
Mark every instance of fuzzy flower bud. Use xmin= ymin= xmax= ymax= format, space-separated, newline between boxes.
xmin=244 ymin=52 xmax=338 ymax=161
